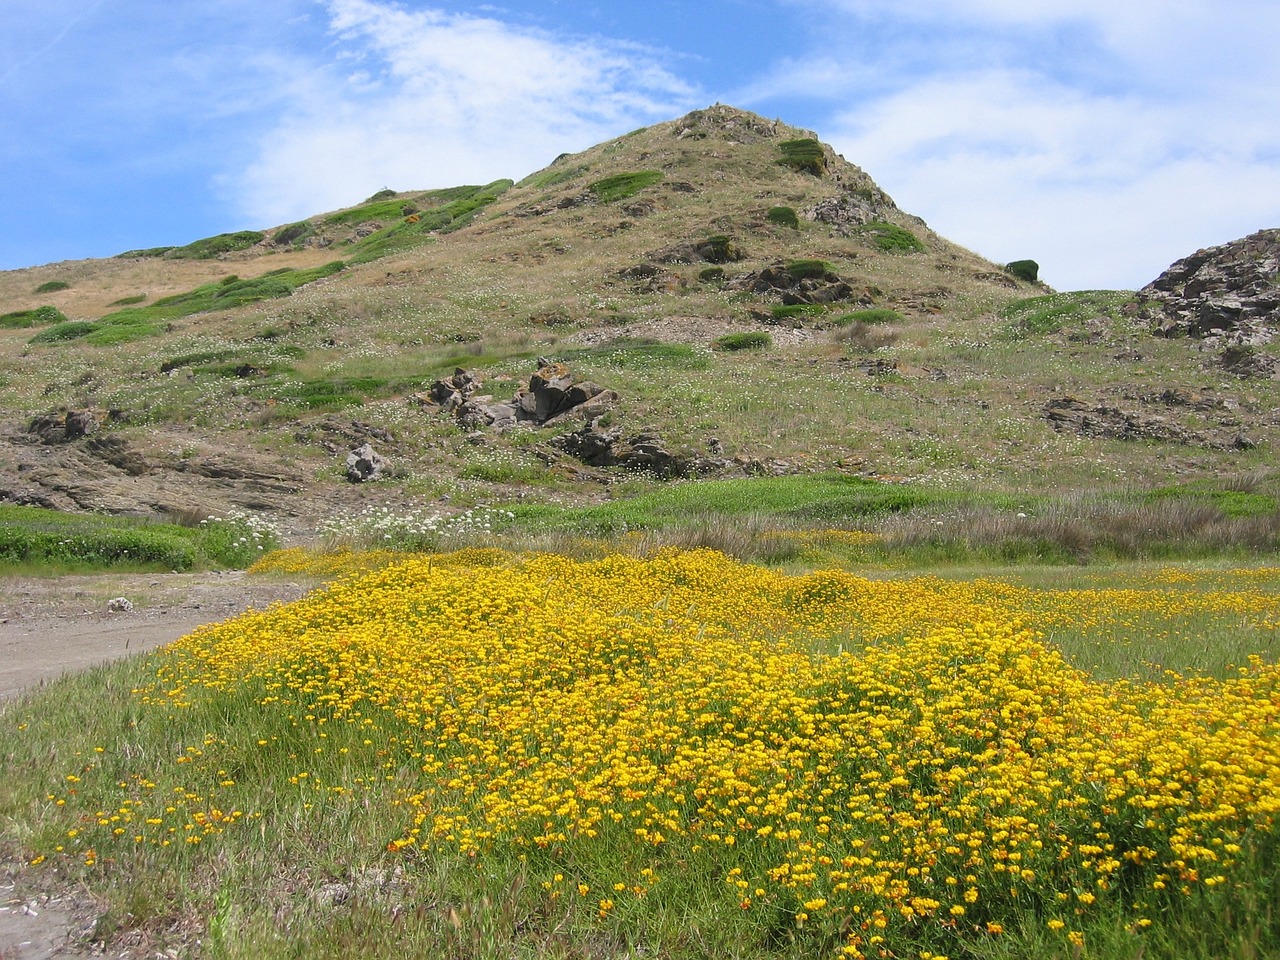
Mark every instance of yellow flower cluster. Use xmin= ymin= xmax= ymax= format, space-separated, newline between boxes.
xmin=66 ymin=551 xmax=1280 ymax=955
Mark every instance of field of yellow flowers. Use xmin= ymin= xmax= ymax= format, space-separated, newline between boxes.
xmin=7 ymin=547 xmax=1280 ymax=959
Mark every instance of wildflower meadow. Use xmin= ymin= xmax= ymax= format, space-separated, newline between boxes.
xmin=5 ymin=548 xmax=1278 ymax=958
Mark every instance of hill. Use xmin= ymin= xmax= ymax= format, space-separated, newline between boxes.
xmin=0 ymin=105 xmax=1276 ymax=532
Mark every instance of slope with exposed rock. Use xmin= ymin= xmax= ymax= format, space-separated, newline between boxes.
xmin=0 ymin=105 xmax=1276 ymax=529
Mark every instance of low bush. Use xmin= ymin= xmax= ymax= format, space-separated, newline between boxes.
xmin=713 ymin=331 xmax=772 ymax=351
xmin=771 ymin=304 xmax=826 ymax=320
xmin=864 ymin=221 xmax=925 ymax=253
xmin=785 ymin=259 xmax=834 ymax=281
xmin=29 ymin=320 xmax=98 ymax=343
xmin=366 ymin=188 xmax=398 ymax=202
xmin=0 ymin=305 xmax=68 ymax=329
xmin=588 ymin=171 xmax=663 ymax=203
xmin=115 ymin=246 xmax=175 ymax=259
xmin=776 ymin=138 xmax=827 ymax=176
xmin=108 ymin=294 xmax=147 ymax=306
xmin=766 ymin=206 xmax=799 ymax=228
xmin=519 ymin=165 xmax=588 ymax=190
xmin=698 ymin=266 xmax=725 ymax=284
xmin=1005 ymin=259 xmax=1040 ymax=282
xmin=33 ymin=280 xmax=70 ymax=293
xmin=271 ymin=221 xmax=314 ymax=246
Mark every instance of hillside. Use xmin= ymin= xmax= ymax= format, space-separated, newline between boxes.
xmin=0 ymin=105 xmax=1276 ymax=531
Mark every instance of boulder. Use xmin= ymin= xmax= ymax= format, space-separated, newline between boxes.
xmin=345 ymin=443 xmax=388 ymax=482
xmin=425 ymin=363 xmax=617 ymax=430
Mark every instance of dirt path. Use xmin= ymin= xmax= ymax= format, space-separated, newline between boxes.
xmin=0 ymin=570 xmax=316 ymax=957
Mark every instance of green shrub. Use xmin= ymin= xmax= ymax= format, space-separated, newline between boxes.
xmin=865 ymin=222 xmax=925 ymax=253
xmin=786 ymin=259 xmax=834 ymax=281
xmin=108 ymin=294 xmax=147 ymax=306
xmin=831 ymin=308 xmax=903 ymax=326
xmin=1005 ymin=259 xmax=1040 ymax=283
xmin=713 ymin=331 xmax=772 ymax=351
xmin=366 ymin=188 xmax=397 ymax=202
xmin=772 ymin=304 xmax=826 ymax=320
xmin=777 ymin=138 xmax=827 ymax=176
xmin=588 ymin=171 xmax=663 ymax=203
xmin=115 ymin=246 xmax=175 ymax=259
xmin=766 ymin=206 xmax=800 ymax=228
xmin=34 ymin=280 xmax=70 ymax=294
xmin=698 ymin=267 xmax=725 ymax=284
xmin=699 ymin=235 xmax=742 ymax=263
xmin=272 ymin=221 xmax=314 ymax=246
xmin=0 ymin=305 xmax=69 ymax=329
xmin=30 ymin=320 xmax=98 ymax=343
xmin=168 ymin=231 xmax=266 ymax=260
xmin=519 ymin=165 xmax=588 ymax=190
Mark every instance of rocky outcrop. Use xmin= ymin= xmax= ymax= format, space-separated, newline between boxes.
xmin=420 ymin=363 xmax=618 ymax=431
xmin=729 ymin=262 xmax=867 ymax=307
xmin=550 ymin=422 xmax=795 ymax=479
xmin=1143 ymin=228 xmax=1280 ymax=344
xmin=27 ymin=409 xmax=119 ymax=444
xmin=1043 ymin=396 xmax=1256 ymax=450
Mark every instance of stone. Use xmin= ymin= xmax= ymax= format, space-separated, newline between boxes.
xmin=1141 ymin=228 xmax=1280 ymax=344
xmin=107 ymin=597 xmax=133 ymax=613
xmin=345 ymin=443 xmax=388 ymax=482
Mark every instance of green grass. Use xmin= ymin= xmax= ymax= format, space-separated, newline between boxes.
xmin=771 ymin=304 xmax=826 ymax=321
xmin=344 ymin=182 xmax=512 ymax=264
xmin=0 ymin=305 xmax=69 ymax=329
xmin=519 ymin=165 xmax=589 ymax=189
xmin=785 ymin=259 xmax=833 ymax=280
xmin=29 ymin=263 xmax=347 ymax=346
xmin=108 ymin=294 xmax=148 ymax=306
xmin=120 ymin=231 xmax=266 ymax=260
xmin=0 ymin=505 xmax=278 ymax=573
xmin=998 ymin=290 xmax=1136 ymax=340
xmin=33 ymin=280 xmax=71 ymax=293
xmin=587 ymin=171 xmax=663 ymax=203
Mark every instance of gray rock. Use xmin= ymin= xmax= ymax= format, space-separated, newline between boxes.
xmin=345 ymin=443 xmax=388 ymax=482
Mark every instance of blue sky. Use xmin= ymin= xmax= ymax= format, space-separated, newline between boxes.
xmin=4 ymin=0 xmax=1278 ymax=290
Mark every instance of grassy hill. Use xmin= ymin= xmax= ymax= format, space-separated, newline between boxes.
xmin=0 ymin=104 xmax=1276 ymax=537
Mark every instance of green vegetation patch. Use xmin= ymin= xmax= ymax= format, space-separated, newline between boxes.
xmin=766 ymin=206 xmax=800 ymax=228
xmin=345 ymin=181 xmax=512 ymax=264
xmin=519 ymin=165 xmax=589 ymax=190
xmin=587 ymin=171 xmax=663 ymax=203
xmin=115 ymin=246 xmax=176 ymax=259
xmin=713 ymin=331 xmax=772 ymax=351
xmin=864 ymin=221 xmax=925 ymax=253
xmin=29 ymin=263 xmax=346 ymax=347
xmin=0 ymin=505 xmax=278 ymax=572
xmin=786 ymin=259 xmax=834 ymax=281
xmin=108 ymin=294 xmax=147 ymax=307
xmin=169 ymin=231 xmax=266 ymax=260
xmin=776 ymin=138 xmax=827 ymax=176
xmin=771 ymin=304 xmax=827 ymax=321
xmin=514 ymin=474 xmax=934 ymax=536
xmin=1005 ymin=259 xmax=1040 ymax=283
xmin=33 ymin=280 xmax=71 ymax=294
xmin=0 ymin=305 xmax=69 ymax=329
xmin=271 ymin=221 xmax=315 ymax=247
xmin=998 ymin=290 xmax=1135 ymax=340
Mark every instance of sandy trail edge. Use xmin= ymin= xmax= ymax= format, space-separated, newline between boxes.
xmin=1 ymin=570 xmax=315 ymax=958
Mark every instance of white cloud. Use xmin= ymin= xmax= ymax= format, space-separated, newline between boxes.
xmin=232 ymin=0 xmax=698 ymax=225
xmin=826 ymin=69 xmax=1280 ymax=288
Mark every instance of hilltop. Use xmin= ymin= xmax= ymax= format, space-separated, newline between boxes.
xmin=0 ymin=105 xmax=1276 ymax=533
